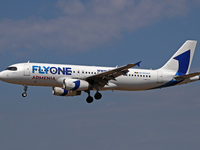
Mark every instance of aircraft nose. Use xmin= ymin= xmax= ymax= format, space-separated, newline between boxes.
xmin=0 ymin=71 xmax=6 ymax=80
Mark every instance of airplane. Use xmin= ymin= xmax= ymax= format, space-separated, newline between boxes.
xmin=0 ymin=40 xmax=199 ymax=103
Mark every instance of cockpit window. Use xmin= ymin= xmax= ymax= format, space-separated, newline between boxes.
xmin=6 ymin=67 xmax=17 ymax=71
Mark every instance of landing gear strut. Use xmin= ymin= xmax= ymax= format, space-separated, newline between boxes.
xmin=86 ymin=91 xmax=93 ymax=103
xmin=22 ymin=85 xmax=28 ymax=97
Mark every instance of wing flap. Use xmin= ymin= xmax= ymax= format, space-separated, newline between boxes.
xmin=86 ymin=61 xmax=141 ymax=83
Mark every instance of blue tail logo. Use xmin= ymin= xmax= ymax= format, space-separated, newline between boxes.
xmin=173 ymin=50 xmax=190 ymax=76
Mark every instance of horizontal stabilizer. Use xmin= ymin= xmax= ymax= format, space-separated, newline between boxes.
xmin=174 ymin=72 xmax=200 ymax=80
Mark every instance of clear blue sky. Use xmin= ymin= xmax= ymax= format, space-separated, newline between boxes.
xmin=0 ymin=0 xmax=200 ymax=150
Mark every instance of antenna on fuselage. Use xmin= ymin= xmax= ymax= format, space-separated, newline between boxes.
xmin=27 ymin=60 xmax=30 ymax=63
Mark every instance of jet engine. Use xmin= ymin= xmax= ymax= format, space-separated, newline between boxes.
xmin=52 ymin=87 xmax=81 ymax=96
xmin=63 ymin=79 xmax=89 ymax=91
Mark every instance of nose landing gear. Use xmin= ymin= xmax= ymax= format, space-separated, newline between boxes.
xmin=22 ymin=85 xmax=28 ymax=97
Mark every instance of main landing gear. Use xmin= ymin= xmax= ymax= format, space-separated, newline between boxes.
xmin=22 ymin=85 xmax=28 ymax=97
xmin=94 ymin=92 xmax=102 ymax=100
xmin=86 ymin=91 xmax=102 ymax=103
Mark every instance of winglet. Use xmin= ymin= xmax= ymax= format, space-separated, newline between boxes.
xmin=135 ymin=61 xmax=141 ymax=67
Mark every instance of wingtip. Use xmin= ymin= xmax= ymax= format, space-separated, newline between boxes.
xmin=135 ymin=61 xmax=141 ymax=67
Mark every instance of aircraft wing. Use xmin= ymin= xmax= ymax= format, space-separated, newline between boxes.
xmin=174 ymin=72 xmax=200 ymax=80
xmin=86 ymin=61 xmax=141 ymax=84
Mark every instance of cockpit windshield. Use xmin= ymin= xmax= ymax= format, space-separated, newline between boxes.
xmin=6 ymin=67 xmax=17 ymax=71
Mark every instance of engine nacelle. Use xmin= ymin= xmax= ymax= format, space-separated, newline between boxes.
xmin=63 ymin=79 xmax=89 ymax=91
xmin=52 ymin=87 xmax=81 ymax=96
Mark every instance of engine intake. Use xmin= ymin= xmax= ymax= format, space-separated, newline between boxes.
xmin=52 ymin=87 xmax=81 ymax=96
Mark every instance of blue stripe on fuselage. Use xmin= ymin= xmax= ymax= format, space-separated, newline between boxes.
xmin=150 ymin=79 xmax=184 ymax=90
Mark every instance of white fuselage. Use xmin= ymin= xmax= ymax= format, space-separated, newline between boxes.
xmin=0 ymin=40 xmax=199 ymax=103
xmin=0 ymin=62 xmax=198 ymax=91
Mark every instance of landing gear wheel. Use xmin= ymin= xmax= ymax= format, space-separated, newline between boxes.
xmin=94 ymin=92 xmax=102 ymax=100
xmin=86 ymin=96 xmax=94 ymax=103
xmin=22 ymin=85 xmax=28 ymax=97
xmin=22 ymin=93 xmax=27 ymax=97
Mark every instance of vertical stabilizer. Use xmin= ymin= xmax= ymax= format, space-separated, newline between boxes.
xmin=160 ymin=40 xmax=197 ymax=75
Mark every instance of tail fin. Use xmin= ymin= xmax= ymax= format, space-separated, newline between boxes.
xmin=160 ymin=40 xmax=197 ymax=75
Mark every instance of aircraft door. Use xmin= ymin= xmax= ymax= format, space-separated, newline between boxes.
xmin=24 ymin=63 xmax=30 ymax=76
xmin=157 ymin=70 xmax=163 ymax=83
